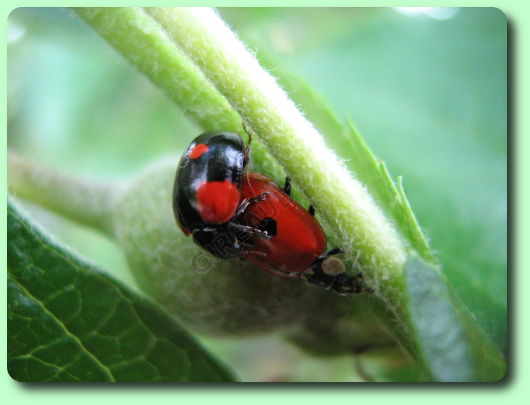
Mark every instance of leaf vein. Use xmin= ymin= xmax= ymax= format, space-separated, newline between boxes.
xmin=9 ymin=275 xmax=116 ymax=382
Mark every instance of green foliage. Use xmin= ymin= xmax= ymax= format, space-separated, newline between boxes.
xmin=7 ymin=200 xmax=234 ymax=382
xmin=7 ymin=7 xmax=506 ymax=382
xmin=403 ymin=256 xmax=505 ymax=382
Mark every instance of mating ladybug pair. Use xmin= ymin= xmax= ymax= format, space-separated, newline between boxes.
xmin=173 ymin=131 xmax=366 ymax=295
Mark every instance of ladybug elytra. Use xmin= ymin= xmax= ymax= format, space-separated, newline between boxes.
xmin=239 ymin=173 xmax=364 ymax=295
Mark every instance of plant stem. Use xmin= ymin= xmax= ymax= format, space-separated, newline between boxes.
xmin=146 ymin=7 xmax=407 ymax=289
xmin=7 ymin=151 xmax=116 ymax=235
xmin=73 ymin=7 xmax=281 ymax=184
xmin=73 ymin=7 xmax=241 ymax=134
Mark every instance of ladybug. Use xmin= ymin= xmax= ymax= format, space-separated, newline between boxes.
xmin=174 ymin=131 xmax=367 ymax=295
xmin=239 ymin=173 xmax=364 ymax=295
xmin=173 ymin=132 xmax=269 ymax=258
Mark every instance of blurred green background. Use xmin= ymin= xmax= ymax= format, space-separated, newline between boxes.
xmin=7 ymin=7 xmax=507 ymax=381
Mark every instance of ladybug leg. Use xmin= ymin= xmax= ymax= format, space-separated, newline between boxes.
xmin=283 ymin=176 xmax=291 ymax=196
xmin=323 ymin=247 xmax=343 ymax=257
xmin=236 ymin=241 xmax=268 ymax=258
xmin=282 ymin=177 xmax=316 ymax=218
xmin=227 ymin=222 xmax=271 ymax=240
xmin=234 ymin=192 xmax=270 ymax=218
xmin=239 ymin=248 xmax=267 ymax=257
xmin=192 ymin=227 xmax=243 ymax=259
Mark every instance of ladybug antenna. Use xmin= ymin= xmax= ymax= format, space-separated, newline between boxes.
xmin=242 ymin=121 xmax=255 ymax=146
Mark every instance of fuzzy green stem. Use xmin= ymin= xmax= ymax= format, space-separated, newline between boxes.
xmin=73 ymin=7 xmax=241 ymax=133
xmin=7 ymin=151 xmax=116 ymax=235
xmin=146 ymin=7 xmax=407 ymax=288
xmin=73 ymin=7 xmax=281 ymax=182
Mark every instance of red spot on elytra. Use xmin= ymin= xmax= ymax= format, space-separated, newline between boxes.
xmin=188 ymin=143 xmax=208 ymax=159
xmin=195 ymin=180 xmax=240 ymax=224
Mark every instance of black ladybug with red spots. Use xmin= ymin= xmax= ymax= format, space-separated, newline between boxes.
xmin=173 ymin=131 xmax=368 ymax=295
xmin=173 ymin=131 xmax=270 ymax=258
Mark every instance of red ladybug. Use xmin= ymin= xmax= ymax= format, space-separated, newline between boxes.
xmin=173 ymin=132 xmax=365 ymax=295
xmin=239 ymin=173 xmax=364 ymax=295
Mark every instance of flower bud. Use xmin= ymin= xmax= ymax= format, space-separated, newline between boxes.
xmin=111 ymin=160 xmax=316 ymax=336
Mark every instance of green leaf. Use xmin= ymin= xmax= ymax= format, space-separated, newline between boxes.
xmin=403 ymin=255 xmax=505 ymax=382
xmin=7 ymin=200 xmax=234 ymax=382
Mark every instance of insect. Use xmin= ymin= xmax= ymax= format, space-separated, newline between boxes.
xmin=173 ymin=131 xmax=269 ymax=258
xmin=239 ymin=173 xmax=364 ymax=295
xmin=174 ymin=131 xmax=366 ymax=295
